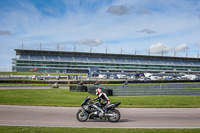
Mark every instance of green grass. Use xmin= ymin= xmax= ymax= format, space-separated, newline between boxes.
xmin=0 ymin=83 xmax=76 ymax=86
xmin=0 ymin=89 xmax=89 ymax=106
xmin=111 ymin=95 xmax=200 ymax=107
xmin=0 ymin=89 xmax=200 ymax=107
xmin=0 ymin=126 xmax=200 ymax=133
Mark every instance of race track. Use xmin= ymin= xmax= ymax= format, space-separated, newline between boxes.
xmin=0 ymin=85 xmax=68 ymax=89
xmin=0 ymin=105 xmax=200 ymax=128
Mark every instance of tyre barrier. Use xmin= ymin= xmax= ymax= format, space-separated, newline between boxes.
xmin=69 ymin=85 xmax=88 ymax=92
xmin=87 ymin=87 xmax=113 ymax=96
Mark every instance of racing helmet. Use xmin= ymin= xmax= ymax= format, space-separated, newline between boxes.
xmin=95 ymin=88 xmax=102 ymax=95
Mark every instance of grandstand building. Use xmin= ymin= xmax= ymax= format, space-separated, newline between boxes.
xmin=12 ymin=49 xmax=200 ymax=74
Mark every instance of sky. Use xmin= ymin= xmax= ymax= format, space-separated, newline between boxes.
xmin=1 ymin=0 xmax=200 ymax=71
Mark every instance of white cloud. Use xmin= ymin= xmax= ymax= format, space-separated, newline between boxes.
xmin=149 ymin=42 xmax=173 ymax=54
xmin=175 ymin=44 xmax=189 ymax=52
xmin=195 ymin=42 xmax=200 ymax=47
xmin=136 ymin=7 xmax=152 ymax=15
xmin=0 ymin=29 xmax=11 ymax=35
xmin=76 ymin=39 xmax=103 ymax=46
xmin=136 ymin=29 xmax=156 ymax=34
xmin=107 ymin=5 xmax=132 ymax=15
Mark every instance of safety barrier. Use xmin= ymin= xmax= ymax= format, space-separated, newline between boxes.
xmin=87 ymin=84 xmax=200 ymax=96
xmin=69 ymin=85 xmax=88 ymax=92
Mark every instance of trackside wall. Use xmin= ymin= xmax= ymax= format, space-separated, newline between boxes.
xmin=87 ymin=84 xmax=200 ymax=96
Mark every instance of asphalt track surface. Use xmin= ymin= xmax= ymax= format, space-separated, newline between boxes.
xmin=0 ymin=105 xmax=200 ymax=128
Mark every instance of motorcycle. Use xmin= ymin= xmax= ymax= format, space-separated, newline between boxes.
xmin=51 ymin=84 xmax=59 ymax=88
xmin=76 ymin=96 xmax=121 ymax=122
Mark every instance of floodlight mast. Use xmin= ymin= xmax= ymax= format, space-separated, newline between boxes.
xmin=90 ymin=46 xmax=92 ymax=53
xmin=57 ymin=44 xmax=59 ymax=51
xmin=40 ymin=43 xmax=42 ymax=50
xmin=135 ymin=48 xmax=136 ymax=55
xmin=74 ymin=44 xmax=76 ymax=52
xmin=21 ymin=42 xmax=24 ymax=50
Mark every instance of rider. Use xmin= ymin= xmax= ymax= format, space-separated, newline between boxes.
xmin=54 ymin=82 xmax=58 ymax=87
xmin=90 ymin=88 xmax=110 ymax=115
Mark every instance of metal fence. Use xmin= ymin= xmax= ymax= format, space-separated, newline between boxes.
xmin=88 ymin=83 xmax=200 ymax=96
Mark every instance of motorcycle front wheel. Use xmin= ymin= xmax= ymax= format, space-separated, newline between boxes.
xmin=76 ymin=109 xmax=89 ymax=122
xmin=107 ymin=109 xmax=121 ymax=122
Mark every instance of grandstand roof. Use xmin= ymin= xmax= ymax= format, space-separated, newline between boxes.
xmin=14 ymin=49 xmax=200 ymax=61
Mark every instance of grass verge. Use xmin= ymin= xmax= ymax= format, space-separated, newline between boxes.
xmin=0 ymin=89 xmax=200 ymax=107
xmin=0 ymin=126 xmax=200 ymax=133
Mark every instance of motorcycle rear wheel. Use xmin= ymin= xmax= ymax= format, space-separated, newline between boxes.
xmin=76 ymin=109 xmax=89 ymax=122
xmin=107 ymin=109 xmax=121 ymax=122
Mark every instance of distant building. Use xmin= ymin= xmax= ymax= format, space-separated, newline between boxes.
xmin=12 ymin=49 xmax=200 ymax=74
